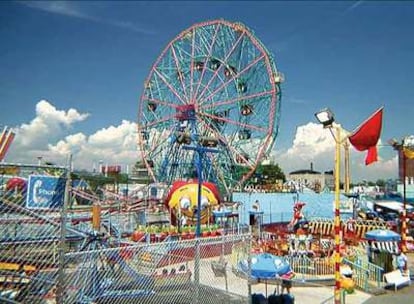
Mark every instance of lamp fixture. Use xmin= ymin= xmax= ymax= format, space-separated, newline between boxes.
xmin=315 ymin=108 xmax=335 ymax=128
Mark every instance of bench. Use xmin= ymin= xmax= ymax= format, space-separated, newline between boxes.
xmin=384 ymin=270 xmax=411 ymax=291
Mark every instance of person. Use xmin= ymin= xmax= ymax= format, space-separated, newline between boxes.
xmin=250 ymin=200 xmax=261 ymax=226
xmin=396 ymin=251 xmax=407 ymax=272
xmin=366 ymin=241 xmax=372 ymax=263
xmin=281 ymin=279 xmax=292 ymax=294
xmin=252 ymin=200 xmax=260 ymax=211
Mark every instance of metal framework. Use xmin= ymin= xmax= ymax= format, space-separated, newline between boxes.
xmin=137 ymin=20 xmax=283 ymax=194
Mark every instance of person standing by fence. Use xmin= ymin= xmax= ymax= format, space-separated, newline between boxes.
xmin=396 ymin=251 xmax=407 ymax=272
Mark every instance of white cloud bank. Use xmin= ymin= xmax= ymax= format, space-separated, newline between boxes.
xmin=274 ymin=122 xmax=398 ymax=182
xmin=6 ymin=100 xmax=138 ymax=171
xmin=5 ymin=100 xmax=397 ymax=182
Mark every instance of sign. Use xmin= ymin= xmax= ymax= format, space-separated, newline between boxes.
xmin=0 ymin=165 xmax=20 ymax=175
xmin=26 ymin=175 xmax=65 ymax=210
xmin=101 ymin=165 xmax=121 ymax=174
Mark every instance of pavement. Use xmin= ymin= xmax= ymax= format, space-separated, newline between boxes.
xmin=362 ymin=252 xmax=414 ymax=304
xmin=195 ymin=257 xmax=373 ymax=304
xmin=362 ymin=283 xmax=414 ymax=304
xmin=192 ymin=253 xmax=414 ymax=304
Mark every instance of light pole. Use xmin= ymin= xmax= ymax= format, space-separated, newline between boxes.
xmin=315 ymin=108 xmax=348 ymax=304
xmin=182 ymin=142 xmax=218 ymax=298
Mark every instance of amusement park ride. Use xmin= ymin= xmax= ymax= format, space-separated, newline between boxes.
xmin=0 ymin=19 xmax=411 ymax=303
xmin=0 ymin=19 xmax=284 ymax=303
xmin=134 ymin=19 xmax=284 ymax=235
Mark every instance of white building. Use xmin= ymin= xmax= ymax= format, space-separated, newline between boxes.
xmin=287 ymin=163 xmax=334 ymax=193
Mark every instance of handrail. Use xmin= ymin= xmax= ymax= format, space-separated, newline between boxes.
xmin=342 ymin=257 xmax=384 ymax=291
xmin=354 ymin=256 xmax=384 ymax=288
xmin=342 ymin=258 xmax=369 ymax=291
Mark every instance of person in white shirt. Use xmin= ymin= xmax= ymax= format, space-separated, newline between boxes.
xmin=396 ymin=251 xmax=407 ymax=272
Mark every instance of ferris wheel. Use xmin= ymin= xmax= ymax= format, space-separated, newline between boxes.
xmin=137 ymin=19 xmax=283 ymax=194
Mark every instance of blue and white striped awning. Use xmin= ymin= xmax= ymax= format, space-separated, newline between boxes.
xmin=360 ymin=240 xmax=400 ymax=254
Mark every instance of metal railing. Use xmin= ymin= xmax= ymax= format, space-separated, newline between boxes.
xmin=342 ymin=256 xmax=385 ymax=291
xmin=286 ymin=255 xmax=335 ymax=282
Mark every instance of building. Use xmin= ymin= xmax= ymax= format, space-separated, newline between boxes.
xmin=287 ymin=163 xmax=334 ymax=192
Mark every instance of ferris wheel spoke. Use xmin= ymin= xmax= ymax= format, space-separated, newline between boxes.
xmin=170 ymin=45 xmax=190 ymax=102
xmin=153 ymin=68 xmax=187 ymax=104
xmin=200 ymin=111 xmax=268 ymax=134
xmin=192 ymin=23 xmax=221 ymax=102
xmin=189 ymin=29 xmax=196 ymax=101
xmin=200 ymin=89 xmax=275 ymax=111
xmin=143 ymin=113 xmax=177 ymax=129
xmin=200 ymin=54 xmax=266 ymax=104
xmin=195 ymin=30 xmax=246 ymax=101
xmin=145 ymin=97 xmax=183 ymax=110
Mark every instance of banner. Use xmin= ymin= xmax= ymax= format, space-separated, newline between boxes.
xmin=101 ymin=165 xmax=121 ymax=174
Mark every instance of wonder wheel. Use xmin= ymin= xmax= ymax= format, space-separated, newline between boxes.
xmin=137 ymin=19 xmax=283 ymax=194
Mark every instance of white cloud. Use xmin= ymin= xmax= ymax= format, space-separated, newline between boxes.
xmin=4 ymin=100 xmax=397 ymax=182
xmin=46 ymin=120 xmax=139 ymax=171
xmin=274 ymin=122 xmax=398 ymax=182
xmin=7 ymin=100 xmax=89 ymax=163
xmin=16 ymin=100 xmax=89 ymax=147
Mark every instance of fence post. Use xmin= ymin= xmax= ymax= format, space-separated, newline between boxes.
xmin=56 ymin=154 xmax=72 ymax=304
xmin=341 ymin=288 xmax=346 ymax=304
xmin=248 ymin=229 xmax=252 ymax=304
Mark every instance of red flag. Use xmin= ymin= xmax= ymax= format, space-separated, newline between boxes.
xmin=348 ymin=107 xmax=383 ymax=165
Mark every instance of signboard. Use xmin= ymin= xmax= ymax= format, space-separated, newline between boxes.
xmin=26 ymin=175 xmax=65 ymax=210
xmin=101 ymin=165 xmax=121 ymax=174
xmin=0 ymin=165 xmax=20 ymax=175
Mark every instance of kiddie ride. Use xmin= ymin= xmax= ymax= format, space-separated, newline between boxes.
xmin=130 ymin=179 xmax=244 ymax=243
xmin=285 ymin=201 xmax=314 ymax=257
xmin=261 ymin=201 xmax=390 ymax=256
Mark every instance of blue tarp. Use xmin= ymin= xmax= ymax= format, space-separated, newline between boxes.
xmin=365 ymin=229 xmax=401 ymax=241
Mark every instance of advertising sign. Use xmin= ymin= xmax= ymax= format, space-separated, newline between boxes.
xmin=26 ymin=175 xmax=65 ymax=210
xmin=101 ymin=165 xmax=121 ymax=174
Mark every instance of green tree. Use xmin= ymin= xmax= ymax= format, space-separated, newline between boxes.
xmin=376 ymin=179 xmax=386 ymax=187
xmin=243 ymin=163 xmax=286 ymax=186
xmin=255 ymin=163 xmax=286 ymax=184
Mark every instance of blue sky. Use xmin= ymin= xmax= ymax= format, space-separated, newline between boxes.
xmin=1 ymin=1 xmax=413 ymax=182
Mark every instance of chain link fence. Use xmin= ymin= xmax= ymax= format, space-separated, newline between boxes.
xmin=0 ymin=163 xmax=255 ymax=304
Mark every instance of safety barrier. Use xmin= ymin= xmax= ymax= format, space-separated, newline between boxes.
xmin=1 ymin=170 xmax=251 ymax=304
